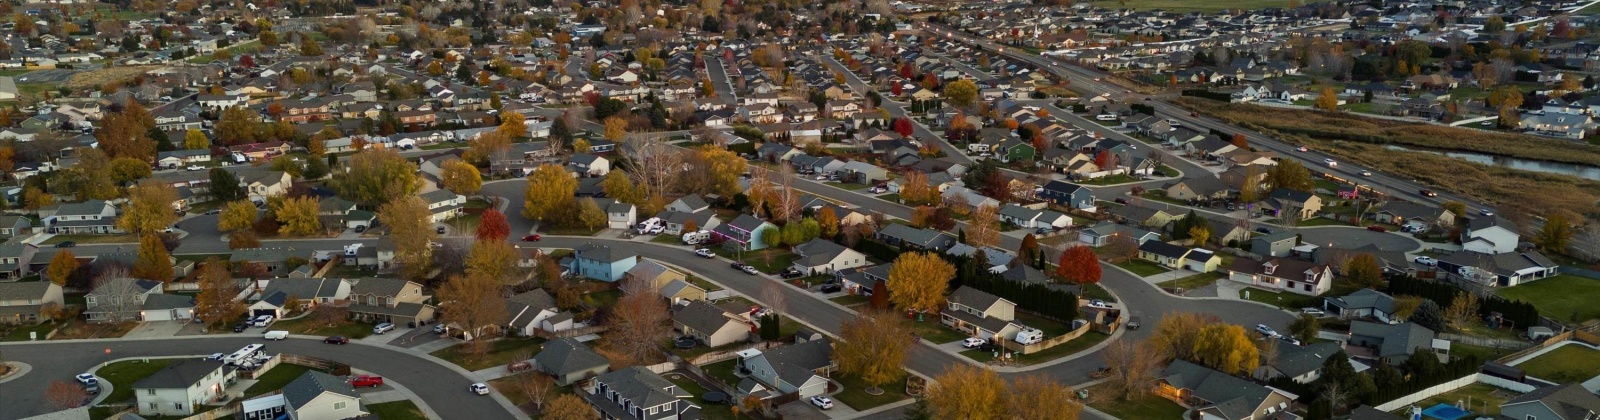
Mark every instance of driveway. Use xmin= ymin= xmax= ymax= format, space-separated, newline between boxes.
xmin=123 ymin=321 xmax=188 ymax=338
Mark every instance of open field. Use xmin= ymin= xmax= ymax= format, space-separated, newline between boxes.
xmin=1496 ymin=275 xmax=1600 ymax=323
xmin=1516 ymin=345 xmax=1600 ymax=384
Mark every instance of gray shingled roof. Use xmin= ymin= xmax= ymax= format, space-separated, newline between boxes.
xmin=348 ymin=278 xmax=409 ymax=297
xmin=573 ymin=244 xmax=638 ymax=264
xmin=589 ymin=367 xmax=690 ymax=414
xmin=1270 ymin=342 xmax=1341 ymax=379
xmin=1503 ymin=384 xmax=1600 ymax=419
xmin=0 ymin=282 xmax=53 ymax=301
xmin=1350 ymin=321 xmax=1435 ymax=359
xmin=792 ymin=238 xmax=850 ymax=267
xmin=533 ymin=338 xmax=609 ymax=376
xmin=673 ymin=300 xmax=739 ymax=335
xmin=283 ymin=371 xmax=359 ymax=410
xmin=1324 ymin=288 xmax=1395 ymax=314
xmin=1162 ymin=359 xmax=1278 ymax=419
xmin=132 ymin=360 xmax=222 ymax=389
xmin=141 ymin=294 xmax=195 ymax=311
xmin=947 ymin=286 xmax=1006 ymax=312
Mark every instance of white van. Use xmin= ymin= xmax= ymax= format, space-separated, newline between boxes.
xmin=263 ymin=330 xmax=289 ymax=340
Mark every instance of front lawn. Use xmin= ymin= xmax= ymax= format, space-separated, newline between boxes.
xmin=830 ymin=294 xmax=871 ymax=307
xmin=907 ymin=318 xmax=968 ymax=344
xmin=366 ymin=401 xmax=429 ymax=420
xmin=1496 ymin=275 xmax=1600 ymax=323
xmin=50 ymin=320 xmax=136 ymax=340
xmin=687 ymin=275 xmax=724 ymax=292
xmin=1077 ymin=174 xmax=1138 ymax=185
xmin=831 ymin=371 xmax=910 ymax=411
xmin=42 ymin=234 xmax=140 ymax=245
xmin=1390 ymin=383 xmax=1510 ymax=416
xmin=429 ymin=337 xmax=545 ymax=371
xmin=1168 ymin=271 xmax=1225 ymax=291
xmin=1238 ymin=287 xmax=1319 ymax=310
xmin=271 ymin=316 xmax=373 ymax=339
xmin=581 ymin=289 xmax=622 ymax=308
xmin=714 ymin=247 xmax=795 ymax=274
xmin=1515 ymin=345 xmax=1600 ymax=384
xmin=1084 ymin=385 xmax=1186 ymax=420
xmin=244 ymin=364 xmax=315 ymax=398
xmin=962 ymin=331 xmax=1111 ymax=365
xmin=1112 ymin=259 xmax=1171 ymax=277
xmin=876 ymin=193 xmax=901 ymax=203
xmin=1 ymin=321 xmax=57 ymax=341
xmin=541 ymin=225 xmax=605 ymax=236
xmin=98 ymin=359 xmax=176 ymax=403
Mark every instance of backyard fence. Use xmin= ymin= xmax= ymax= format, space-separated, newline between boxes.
xmin=533 ymin=325 xmax=608 ymax=339
xmin=1001 ymin=321 xmax=1091 ymax=355
xmin=1558 ymin=266 xmax=1600 ymax=280
xmin=687 ymin=340 xmax=782 ymax=366
xmin=1373 ymin=373 xmax=1534 ymax=412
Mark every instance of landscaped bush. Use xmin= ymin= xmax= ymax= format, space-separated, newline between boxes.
xmin=1387 ymin=275 xmax=1540 ymax=329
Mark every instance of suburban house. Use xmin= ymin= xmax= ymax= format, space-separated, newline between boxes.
xmin=0 ymin=242 xmax=39 ymax=280
xmin=44 ymin=200 xmax=120 ymax=234
xmin=790 ymin=238 xmax=870 ymax=275
xmin=532 ymin=338 xmax=611 ymax=386
xmin=253 ymin=278 xmax=352 ymax=318
xmin=240 ymin=371 xmax=366 ymax=420
xmin=345 ymin=278 xmax=434 ymax=326
xmin=133 ymin=360 xmax=235 ymax=417
xmin=1107 ymin=205 xmax=1179 ymax=229
xmin=672 ymin=300 xmax=750 ymax=348
xmin=837 ymin=263 xmax=892 ymax=297
xmin=569 ymin=244 xmax=639 ymax=282
xmin=580 ymin=367 xmax=700 ymax=420
xmin=1372 ymin=202 xmax=1454 ymax=231
xmin=568 ymin=153 xmax=611 ymax=177
xmin=1157 ymin=359 xmax=1299 ymax=420
xmin=1078 ymin=221 xmax=1160 ymax=247
xmin=238 ymin=170 xmax=294 ymax=201
xmin=419 ymin=189 xmax=467 ymax=223
xmin=734 ymin=338 xmax=835 ymax=400
xmin=626 ymin=260 xmax=705 ymax=303
xmin=653 ymin=210 xmax=720 ymax=236
xmin=939 ymin=286 xmax=1026 ymax=342
xmin=1226 ymin=257 xmax=1335 ymax=296
xmin=1460 ymin=217 xmax=1520 ymax=254
xmin=588 ymin=198 xmax=639 ymax=229
xmin=875 ymin=224 xmax=956 ymax=251
xmin=997 ymin=204 xmax=1072 ymax=229
xmin=1163 ymin=177 xmax=1231 ymax=201
xmin=1498 ymin=384 xmax=1600 ymax=420
xmin=1435 ymin=250 xmax=1559 ymax=288
xmin=1322 ymin=288 xmax=1398 ymax=323
xmin=1347 ymin=321 xmax=1438 ymax=364
xmin=1250 ymin=232 xmax=1299 ymax=258
xmin=1038 ymin=180 xmax=1097 ymax=211
xmin=1252 ymin=341 xmax=1341 ymax=384
xmin=1265 ymin=189 xmax=1322 ymax=220
xmin=1138 ymin=241 xmax=1223 ymax=273
xmin=0 ymin=282 xmax=64 ymax=325
xmin=711 ymin=214 xmax=778 ymax=252
xmin=505 ymin=289 xmax=571 ymax=337
xmin=84 ymin=278 xmax=185 ymax=322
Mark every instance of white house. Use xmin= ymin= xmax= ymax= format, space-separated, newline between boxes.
xmin=790 ymin=238 xmax=870 ymax=275
xmin=419 ymin=189 xmax=466 ymax=223
xmin=1461 ymin=217 xmax=1519 ymax=254
xmin=133 ymin=360 xmax=235 ymax=417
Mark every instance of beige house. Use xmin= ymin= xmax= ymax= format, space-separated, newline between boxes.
xmin=0 ymin=282 xmax=64 ymax=324
xmin=1267 ymin=189 xmax=1322 ymax=221
xmin=939 ymin=286 xmax=1025 ymax=342
xmin=625 ymin=260 xmax=706 ymax=304
xmin=672 ymin=300 xmax=749 ymax=348
xmin=346 ymin=278 xmax=435 ymax=326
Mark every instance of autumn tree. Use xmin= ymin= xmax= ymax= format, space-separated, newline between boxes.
xmin=476 ymin=209 xmax=510 ymax=242
xmin=898 ymin=171 xmax=940 ymax=206
xmin=116 ymin=182 xmax=179 ymax=235
xmin=1344 ymin=253 xmax=1384 ymax=288
xmin=183 ymin=129 xmax=210 ymax=150
xmin=214 ymin=106 xmax=260 ymax=145
xmin=514 ymin=372 xmax=554 ymax=413
xmin=1444 ymin=291 xmax=1481 ymax=332
xmin=607 ymin=278 xmax=671 ymax=365
xmin=1054 ymin=245 xmax=1102 ymax=284
xmin=946 ymin=78 xmax=979 ymax=108
xmin=966 ymin=204 xmax=1001 ymax=248
xmin=1150 ymin=312 xmax=1222 ymax=361
xmin=466 ymin=240 xmax=520 ymax=284
xmin=836 ymin=310 xmax=914 ymax=393
xmin=464 ymin=131 xmax=511 ymax=166
xmin=1315 ymin=87 xmax=1339 ymax=111
xmin=542 ymin=394 xmax=596 ymax=420
xmin=95 ymin=111 xmax=155 ymax=162
xmin=46 ymin=249 xmax=78 ymax=286
xmin=523 ymin=164 xmax=577 ymax=222
xmin=601 ymin=170 xmax=643 ymax=208
xmin=1104 ymin=234 xmax=1138 ymax=263
xmin=1102 ymin=339 xmax=1163 ymax=400
xmin=44 ymin=380 xmax=86 ymax=410
xmin=1288 ymin=314 xmax=1320 ymax=343
xmin=218 ymin=200 xmax=259 ymax=233
xmin=21 ymin=186 xmax=50 ymax=211
xmin=577 ymin=198 xmax=607 ymax=229
xmin=133 ymin=234 xmax=174 ymax=281
xmin=684 ymin=147 xmax=747 ymax=197
xmin=817 ymin=207 xmax=840 ymax=239
xmin=379 ymin=196 xmax=437 ymax=279
xmin=194 ymin=258 xmax=244 ymax=327
xmin=439 ymin=158 xmax=483 ymax=196
xmin=1188 ymin=223 xmax=1212 ymax=246
xmin=1266 ymin=159 xmax=1314 ymax=192
xmin=1192 ymin=324 xmax=1260 ymax=375
xmin=887 ymin=252 xmax=954 ymax=314
xmin=497 ymin=111 xmax=528 ymax=138
xmin=1536 ymin=211 xmax=1573 ymax=252
xmin=331 ymin=148 xmax=420 ymax=207
xmin=603 ymin=116 xmax=628 ymax=141
xmin=439 ymin=272 xmax=508 ymax=353
xmin=926 ymin=365 xmax=1007 ymax=420
xmin=273 ymin=196 xmax=322 ymax=236
xmin=1008 ymin=375 xmax=1081 ymax=420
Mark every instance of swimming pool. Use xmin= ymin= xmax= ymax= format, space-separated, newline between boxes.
xmin=1421 ymin=403 xmax=1473 ymax=420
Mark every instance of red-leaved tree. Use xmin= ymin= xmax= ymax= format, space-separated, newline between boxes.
xmin=893 ymin=118 xmax=914 ymax=137
xmin=476 ymin=209 xmax=510 ymax=242
xmin=1054 ymin=245 xmax=1102 ymax=284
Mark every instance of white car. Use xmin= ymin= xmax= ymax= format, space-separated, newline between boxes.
xmin=1296 ymin=146 xmax=1308 ymax=152
xmin=961 ymin=337 xmax=987 ymax=348
xmin=694 ymin=248 xmax=716 ymax=259
xmin=1414 ymin=256 xmax=1438 ymax=267
xmin=75 ymin=373 xmax=96 ymax=385
xmin=470 ymin=383 xmax=491 ymax=395
xmin=809 ymin=396 xmax=835 ymax=410
xmin=373 ymin=322 xmax=396 ymax=334
xmin=1087 ymin=299 xmax=1111 ymax=309
xmin=1360 ymin=170 xmax=1373 ymax=177
xmin=1300 ymin=308 xmax=1326 ymax=317
xmin=740 ymin=265 xmax=760 ymax=275
xmin=186 ymin=165 xmax=205 ymax=171
xmin=1255 ymin=324 xmax=1279 ymax=338
xmin=1323 ymin=158 xmax=1337 ymax=166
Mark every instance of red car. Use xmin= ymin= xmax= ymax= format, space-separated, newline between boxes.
xmin=350 ymin=375 xmax=384 ymax=388
xmin=1366 ymin=225 xmax=1387 ymax=232
xmin=521 ymin=235 xmax=541 ymax=242
xmin=323 ymin=336 xmax=349 ymax=345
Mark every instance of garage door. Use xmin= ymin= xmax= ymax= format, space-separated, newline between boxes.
xmin=252 ymin=309 xmax=277 ymax=318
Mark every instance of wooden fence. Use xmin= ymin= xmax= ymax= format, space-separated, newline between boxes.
xmin=1002 ymin=321 xmax=1091 ymax=355
xmin=533 ymin=325 xmax=608 ymax=339
xmin=687 ymin=340 xmax=782 ymax=366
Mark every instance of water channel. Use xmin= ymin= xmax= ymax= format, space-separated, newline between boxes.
xmin=1382 ymin=145 xmax=1600 ymax=181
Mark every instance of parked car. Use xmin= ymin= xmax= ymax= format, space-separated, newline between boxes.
xmin=961 ymin=338 xmax=987 ymax=348
xmin=1366 ymin=225 xmax=1387 ymax=232
xmin=780 ymin=269 xmax=804 ymax=279
xmin=1087 ymin=299 xmax=1111 ymax=309
xmin=1126 ymin=316 xmax=1141 ymax=330
xmin=433 ymin=324 xmax=448 ymax=334
xmin=186 ymin=165 xmax=205 ymax=171
xmin=353 ymin=225 xmax=366 ymax=233
xmin=436 ymin=226 xmax=447 ymax=234
xmin=695 ymin=248 xmax=716 ymax=258
xmin=1113 ymin=197 xmax=1128 ymax=204
xmin=233 ymin=323 xmax=249 ymax=333
xmin=324 ymin=336 xmax=349 ymax=345
xmin=373 ymin=322 xmax=396 ymax=334
xmin=205 ymin=353 xmax=225 ymax=361
xmin=521 ymin=235 xmax=541 ymax=242
xmin=809 ymin=396 xmax=834 ymax=410
xmin=75 ymin=373 xmax=96 ymax=385
xmin=350 ymin=375 xmax=385 ymax=388
xmin=1255 ymin=227 xmax=1273 ymax=234
xmin=84 ymin=381 xmax=99 ymax=394
xmin=1413 ymin=256 xmax=1438 ymax=267
xmin=470 ymin=383 xmax=491 ymax=395
xmin=868 ymin=186 xmax=887 ymax=194
xmin=1301 ymin=308 xmax=1326 ymax=317
xmin=1035 ymin=227 xmax=1052 ymax=235
xmin=740 ymin=265 xmax=760 ymax=275
xmin=1255 ymin=324 xmax=1279 ymax=337
xmin=252 ymin=315 xmax=275 ymax=327
xmin=205 ymin=209 xmax=223 ymax=215
xmin=819 ymin=283 xmax=842 ymax=293
xmin=56 ymin=241 xmax=76 ymax=248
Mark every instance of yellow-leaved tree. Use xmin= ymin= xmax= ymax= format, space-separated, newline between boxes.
xmin=886 ymin=252 xmax=954 ymax=314
xmin=522 ymin=164 xmax=577 ymax=222
xmin=1191 ymin=324 xmax=1260 ymax=375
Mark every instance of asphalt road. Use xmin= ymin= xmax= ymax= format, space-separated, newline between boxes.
xmin=0 ymin=337 xmax=514 ymax=420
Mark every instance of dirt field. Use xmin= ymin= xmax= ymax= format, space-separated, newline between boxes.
xmin=64 ymin=65 xmax=168 ymax=90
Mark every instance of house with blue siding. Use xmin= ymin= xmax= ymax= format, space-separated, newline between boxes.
xmin=569 ymin=244 xmax=638 ymax=282
xmin=1038 ymin=181 xmax=1096 ymax=212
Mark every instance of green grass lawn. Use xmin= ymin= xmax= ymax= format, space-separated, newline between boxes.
xmin=1389 ymin=383 xmax=1509 ymax=416
xmin=1238 ymin=287 xmax=1319 ymax=310
xmin=1139 ymin=191 xmax=1190 ymax=206
xmin=907 ymin=318 xmax=968 ymax=344
xmin=1451 ymin=343 xmax=1517 ymax=363
xmin=1112 ymin=259 xmax=1171 ymax=277
xmin=429 ymin=337 xmax=545 ymax=371
xmin=826 ymin=182 xmax=868 ymax=190
xmin=651 ymin=235 xmax=683 ymax=245
xmin=830 ymin=294 xmax=871 ymax=307
xmin=663 ymin=373 xmax=736 ymax=420
xmin=1 ymin=321 xmax=57 ymax=341
xmin=831 ymin=371 xmax=910 ymax=411
xmin=687 ymin=275 xmax=724 ymax=292
xmin=244 ymin=364 xmax=315 ymax=398
xmin=1084 ymin=384 xmax=1186 ymax=419
xmin=1496 ymin=275 xmax=1600 ymax=323
xmin=701 ymin=359 xmax=742 ymax=387
xmin=1168 ymin=272 xmax=1225 ymax=291
xmin=1078 ymin=174 xmax=1139 ymax=185
xmin=714 ymin=247 xmax=795 ymax=274
xmin=1015 ymin=312 xmax=1075 ymax=337
xmin=876 ymin=193 xmax=901 ymax=203
xmin=1293 ymin=217 xmax=1349 ymax=227
xmin=961 ymin=331 xmax=1110 ymax=365
xmin=271 ymin=317 xmax=373 ymax=339
xmin=42 ymin=234 xmax=140 ymax=245
xmin=98 ymin=359 xmax=176 ymax=403
xmin=542 ymin=225 xmax=604 ymax=236
xmin=581 ymin=289 xmax=622 ymax=309
xmin=365 ymin=400 xmax=428 ymax=420
xmin=1515 ymin=345 xmax=1600 ymax=384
